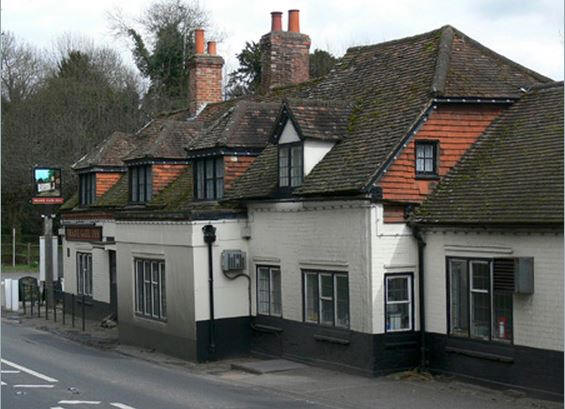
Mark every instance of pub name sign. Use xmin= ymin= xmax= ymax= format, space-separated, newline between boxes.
xmin=65 ymin=226 xmax=103 ymax=242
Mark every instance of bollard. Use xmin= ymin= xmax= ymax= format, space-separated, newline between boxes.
xmin=53 ymin=291 xmax=57 ymax=322
xmin=71 ymin=293 xmax=75 ymax=328
xmin=31 ymin=287 xmax=34 ymax=316
xmin=22 ymin=285 xmax=27 ymax=315
xmin=37 ymin=287 xmax=41 ymax=318
xmin=81 ymin=294 xmax=86 ymax=332
xmin=62 ymin=293 xmax=66 ymax=325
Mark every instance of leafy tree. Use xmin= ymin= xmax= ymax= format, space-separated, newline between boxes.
xmin=225 ymin=45 xmax=338 ymax=99
xmin=108 ymin=0 xmax=216 ymax=114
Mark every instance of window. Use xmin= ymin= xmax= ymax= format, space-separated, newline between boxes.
xmin=257 ymin=266 xmax=282 ymax=316
xmin=447 ymin=258 xmax=513 ymax=342
xmin=79 ymin=173 xmax=96 ymax=206
xmin=129 ymin=165 xmax=152 ymax=203
xmin=303 ymin=271 xmax=349 ymax=328
xmin=76 ymin=252 xmax=92 ymax=296
xmin=194 ymin=157 xmax=224 ymax=200
xmin=279 ymin=144 xmax=303 ymax=188
xmin=415 ymin=141 xmax=438 ymax=176
xmin=134 ymin=258 xmax=166 ymax=320
xmin=385 ymin=274 xmax=413 ymax=332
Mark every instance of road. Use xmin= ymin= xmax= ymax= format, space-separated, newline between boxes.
xmin=1 ymin=322 xmax=327 ymax=409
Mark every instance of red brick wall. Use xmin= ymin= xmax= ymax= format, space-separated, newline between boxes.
xmin=260 ymin=31 xmax=310 ymax=91
xmin=383 ymin=204 xmax=406 ymax=223
xmin=152 ymin=164 xmax=188 ymax=195
xmin=95 ymin=173 xmax=122 ymax=197
xmin=379 ymin=104 xmax=504 ymax=203
xmin=224 ymin=156 xmax=256 ymax=190
xmin=188 ymin=55 xmax=224 ymax=117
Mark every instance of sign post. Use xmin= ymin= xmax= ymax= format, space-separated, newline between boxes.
xmin=32 ymin=167 xmax=64 ymax=309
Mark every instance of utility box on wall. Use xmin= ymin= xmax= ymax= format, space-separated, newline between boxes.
xmin=221 ymin=250 xmax=246 ymax=272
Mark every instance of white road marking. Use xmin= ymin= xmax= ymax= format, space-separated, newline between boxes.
xmin=110 ymin=403 xmax=137 ymax=409
xmin=1 ymin=359 xmax=58 ymax=383
xmin=50 ymin=407 xmax=66 ymax=409
xmin=1 ymin=381 xmax=6 ymax=386
xmin=1 ymin=370 xmax=20 ymax=373
xmin=13 ymin=384 xmax=55 ymax=388
xmin=58 ymin=400 xmax=101 ymax=405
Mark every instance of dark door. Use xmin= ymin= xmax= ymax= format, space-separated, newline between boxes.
xmin=109 ymin=250 xmax=118 ymax=320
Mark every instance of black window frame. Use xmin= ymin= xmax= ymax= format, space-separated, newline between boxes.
xmin=302 ymin=270 xmax=349 ymax=329
xmin=415 ymin=140 xmax=439 ymax=178
xmin=76 ymin=252 xmax=92 ymax=297
xmin=129 ymin=164 xmax=152 ymax=203
xmin=79 ymin=173 xmax=96 ymax=206
xmin=446 ymin=257 xmax=514 ymax=343
xmin=278 ymin=142 xmax=304 ymax=190
xmin=193 ymin=157 xmax=224 ymax=200
xmin=134 ymin=258 xmax=167 ymax=321
xmin=256 ymin=265 xmax=282 ymax=317
xmin=384 ymin=272 xmax=414 ymax=333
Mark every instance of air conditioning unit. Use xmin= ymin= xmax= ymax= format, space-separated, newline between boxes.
xmin=221 ymin=250 xmax=246 ymax=272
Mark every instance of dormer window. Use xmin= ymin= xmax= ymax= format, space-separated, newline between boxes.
xmin=129 ymin=164 xmax=152 ymax=203
xmin=79 ymin=173 xmax=96 ymax=206
xmin=194 ymin=157 xmax=224 ymax=200
xmin=279 ymin=143 xmax=303 ymax=188
xmin=415 ymin=141 xmax=438 ymax=177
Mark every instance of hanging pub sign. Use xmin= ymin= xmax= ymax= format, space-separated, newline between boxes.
xmin=32 ymin=167 xmax=64 ymax=204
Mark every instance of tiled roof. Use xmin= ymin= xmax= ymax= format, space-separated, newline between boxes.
xmin=92 ymin=174 xmax=129 ymax=208
xmin=226 ymin=25 xmax=551 ymax=200
xmin=72 ymin=131 xmax=137 ymax=170
xmin=412 ymin=82 xmax=563 ymax=226
xmin=282 ymin=99 xmax=351 ymax=142
xmin=188 ymin=101 xmax=280 ymax=151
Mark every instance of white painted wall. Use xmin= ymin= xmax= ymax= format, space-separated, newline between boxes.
xmin=371 ymin=205 xmax=419 ymax=334
xmin=304 ymin=139 xmax=335 ymax=176
xmin=423 ymin=229 xmax=564 ymax=352
xmin=278 ymin=121 xmax=300 ymax=144
xmin=248 ymin=201 xmax=374 ymax=333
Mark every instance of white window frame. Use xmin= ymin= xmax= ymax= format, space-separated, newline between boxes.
xmin=134 ymin=258 xmax=166 ymax=320
xmin=385 ymin=274 xmax=413 ymax=332
xmin=303 ymin=270 xmax=349 ymax=329
xmin=256 ymin=266 xmax=282 ymax=317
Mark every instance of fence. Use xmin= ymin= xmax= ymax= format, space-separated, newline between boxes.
xmin=20 ymin=283 xmax=87 ymax=331
xmin=1 ymin=242 xmax=40 ymax=266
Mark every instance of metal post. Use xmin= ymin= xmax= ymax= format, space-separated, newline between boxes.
xmin=62 ymin=293 xmax=66 ymax=325
xmin=44 ymin=215 xmax=54 ymax=310
xmin=37 ymin=287 xmax=41 ymax=318
xmin=71 ymin=293 xmax=75 ymax=328
xmin=53 ymin=291 xmax=57 ymax=322
xmin=81 ymin=294 xmax=86 ymax=331
xmin=27 ymin=243 xmax=31 ymax=266
xmin=31 ymin=286 xmax=34 ymax=316
xmin=22 ymin=284 xmax=27 ymax=315
xmin=12 ymin=227 xmax=16 ymax=267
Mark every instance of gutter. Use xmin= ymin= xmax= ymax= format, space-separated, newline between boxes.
xmin=202 ymin=224 xmax=217 ymax=359
xmin=412 ymin=224 xmax=427 ymax=370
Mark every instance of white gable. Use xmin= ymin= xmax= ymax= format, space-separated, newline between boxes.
xmin=304 ymin=139 xmax=335 ymax=176
xmin=278 ymin=120 xmax=301 ymax=144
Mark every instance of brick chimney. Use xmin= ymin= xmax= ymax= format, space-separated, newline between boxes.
xmin=188 ymin=29 xmax=224 ymax=117
xmin=260 ymin=10 xmax=311 ymax=92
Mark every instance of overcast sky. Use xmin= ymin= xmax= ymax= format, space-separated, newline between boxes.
xmin=2 ymin=0 xmax=563 ymax=81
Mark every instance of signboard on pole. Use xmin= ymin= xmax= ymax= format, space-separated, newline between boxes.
xmin=32 ymin=167 xmax=64 ymax=205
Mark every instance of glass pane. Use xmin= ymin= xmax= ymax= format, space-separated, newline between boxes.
xmin=144 ymin=282 xmax=152 ymax=316
xmin=320 ymin=274 xmax=333 ymax=298
xmin=131 ymin=168 xmax=138 ymax=201
xmin=320 ymin=299 xmax=334 ymax=326
xmin=472 ymin=262 xmax=490 ymax=291
xmin=335 ymin=275 xmax=349 ymax=328
xmin=450 ymin=259 xmax=468 ymax=336
xmin=416 ymin=158 xmax=424 ymax=172
xmin=139 ymin=166 xmax=145 ymax=201
xmin=492 ymin=292 xmax=512 ymax=341
xmin=196 ymin=161 xmax=204 ymax=199
xmin=216 ymin=177 xmax=224 ymax=199
xmin=290 ymin=146 xmax=303 ymax=187
xmin=160 ymin=263 xmax=166 ymax=318
xmin=144 ymin=261 xmax=151 ymax=282
xmin=471 ymin=292 xmax=490 ymax=339
xmin=270 ymin=268 xmax=282 ymax=316
xmin=305 ymin=273 xmax=319 ymax=322
xmin=279 ymin=147 xmax=289 ymax=187
xmin=387 ymin=277 xmax=409 ymax=302
xmin=424 ymin=144 xmax=433 ymax=158
xmin=136 ymin=260 xmax=144 ymax=312
xmin=215 ymin=158 xmax=224 ymax=178
xmin=87 ymin=255 xmax=92 ymax=295
xmin=77 ymin=255 xmax=83 ymax=295
xmin=386 ymin=303 xmax=410 ymax=331
xmin=424 ymin=158 xmax=433 ymax=172
xmin=152 ymin=262 xmax=159 ymax=283
xmin=257 ymin=267 xmax=270 ymax=315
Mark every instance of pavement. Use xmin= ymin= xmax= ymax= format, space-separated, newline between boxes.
xmin=2 ymin=309 xmax=563 ymax=409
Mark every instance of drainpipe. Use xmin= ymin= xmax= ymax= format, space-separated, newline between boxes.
xmin=202 ymin=224 xmax=217 ymax=359
xmin=413 ymin=225 xmax=427 ymax=370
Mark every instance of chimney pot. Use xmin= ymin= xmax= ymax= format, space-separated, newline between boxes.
xmin=288 ymin=9 xmax=300 ymax=32
xmin=194 ymin=29 xmax=205 ymax=54
xmin=271 ymin=11 xmax=283 ymax=31
xmin=207 ymin=41 xmax=216 ymax=55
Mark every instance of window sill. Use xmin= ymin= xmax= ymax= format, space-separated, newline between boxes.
xmin=251 ymin=323 xmax=283 ymax=334
xmin=313 ymin=334 xmax=350 ymax=345
xmin=415 ymin=174 xmax=440 ymax=180
xmin=445 ymin=346 xmax=514 ymax=363
xmin=134 ymin=313 xmax=167 ymax=323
